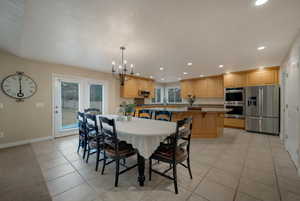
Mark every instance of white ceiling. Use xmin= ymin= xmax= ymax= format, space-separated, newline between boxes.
xmin=1 ymin=0 xmax=300 ymax=82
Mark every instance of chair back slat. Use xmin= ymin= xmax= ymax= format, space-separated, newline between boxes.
xmin=77 ymin=112 xmax=86 ymax=133
xmin=138 ymin=109 xmax=152 ymax=119
xmin=155 ymin=111 xmax=172 ymax=121
xmin=85 ymin=113 xmax=98 ymax=135
xmin=171 ymin=117 xmax=193 ymax=160
xmin=99 ymin=116 xmax=118 ymax=150
xmin=84 ymin=108 xmax=101 ymax=115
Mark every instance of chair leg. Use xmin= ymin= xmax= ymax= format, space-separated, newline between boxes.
xmin=149 ymin=158 xmax=152 ymax=181
xmin=83 ymin=141 xmax=87 ymax=159
xmin=115 ymin=159 xmax=120 ymax=187
xmin=95 ymin=148 xmax=100 ymax=171
xmin=77 ymin=138 xmax=81 ymax=153
xmin=86 ymin=146 xmax=90 ymax=163
xmin=173 ymin=163 xmax=178 ymax=194
xmin=187 ymin=156 xmax=193 ymax=179
xmin=101 ymin=152 xmax=106 ymax=175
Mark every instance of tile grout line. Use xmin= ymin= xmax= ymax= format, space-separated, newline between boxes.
xmin=185 ymin=144 xmax=227 ymax=201
xmin=231 ymin=132 xmax=252 ymax=201
xmin=267 ymin=136 xmax=283 ymax=201
xmin=51 ymin=144 xmax=99 ymax=199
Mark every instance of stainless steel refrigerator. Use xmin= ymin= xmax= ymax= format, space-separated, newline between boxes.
xmin=245 ymin=85 xmax=280 ymax=135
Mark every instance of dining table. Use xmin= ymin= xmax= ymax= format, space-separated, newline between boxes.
xmin=96 ymin=114 xmax=177 ymax=186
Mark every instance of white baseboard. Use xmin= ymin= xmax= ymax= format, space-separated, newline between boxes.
xmin=0 ymin=136 xmax=54 ymax=149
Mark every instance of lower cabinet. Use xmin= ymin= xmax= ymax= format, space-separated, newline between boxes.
xmin=224 ymin=118 xmax=245 ymax=129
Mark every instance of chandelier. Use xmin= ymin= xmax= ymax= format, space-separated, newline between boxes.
xmin=111 ymin=46 xmax=134 ymax=86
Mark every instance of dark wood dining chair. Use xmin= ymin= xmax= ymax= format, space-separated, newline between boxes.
xmin=149 ymin=117 xmax=193 ymax=194
xmin=85 ymin=113 xmax=105 ymax=172
xmin=84 ymin=108 xmax=101 ymax=115
xmin=154 ymin=110 xmax=172 ymax=121
xmin=138 ymin=109 xmax=152 ymax=119
xmin=99 ymin=116 xmax=138 ymax=187
xmin=77 ymin=112 xmax=88 ymax=159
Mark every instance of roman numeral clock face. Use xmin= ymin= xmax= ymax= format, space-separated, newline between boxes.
xmin=1 ymin=72 xmax=37 ymax=101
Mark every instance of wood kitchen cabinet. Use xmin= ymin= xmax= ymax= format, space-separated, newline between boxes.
xmin=180 ymin=80 xmax=195 ymax=98
xmin=246 ymin=68 xmax=279 ymax=86
xmin=224 ymin=66 xmax=279 ymax=88
xmin=181 ymin=75 xmax=224 ymax=98
xmin=121 ymin=76 xmax=155 ymax=98
xmin=224 ymin=72 xmax=246 ymax=88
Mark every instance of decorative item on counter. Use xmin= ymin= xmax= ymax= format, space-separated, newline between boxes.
xmin=119 ymin=101 xmax=136 ymax=121
xmin=187 ymin=94 xmax=196 ymax=106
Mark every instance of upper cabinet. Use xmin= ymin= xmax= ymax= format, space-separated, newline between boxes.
xmin=121 ymin=76 xmax=155 ymax=98
xmin=181 ymin=80 xmax=195 ymax=98
xmin=181 ymin=75 xmax=224 ymax=98
xmin=246 ymin=68 xmax=279 ymax=86
xmin=224 ymin=72 xmax=246 ymax=88
xmin=224 ymin=66 xmax=279 ymax=88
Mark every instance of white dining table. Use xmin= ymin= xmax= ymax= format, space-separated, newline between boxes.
xmin=96 ymin=114 xmax=177 ymax=186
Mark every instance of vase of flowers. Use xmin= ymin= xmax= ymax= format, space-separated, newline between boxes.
xmin=187 ymin=94 xmax=196 ymax=106
xmin=120 ymin=101 xmax=136 ymax=121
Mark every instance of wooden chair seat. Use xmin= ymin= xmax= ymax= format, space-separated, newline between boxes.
xmin=152 ymin=146 xmax=188 ymax=163
xmin=104 ymin=142 xmax=136 ymax=158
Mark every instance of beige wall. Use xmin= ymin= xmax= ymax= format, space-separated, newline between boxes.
xmin=280 ymin=32 xmax=300 ymax=172
xmin=0 ymin=50 xmax=120 ymax=145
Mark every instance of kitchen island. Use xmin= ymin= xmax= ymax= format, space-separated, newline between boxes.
xmin=146 ymin=107 xmax=228 ymax=138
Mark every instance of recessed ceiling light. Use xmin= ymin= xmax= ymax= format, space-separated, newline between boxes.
xmin=199 ymin=75 xmax=204 ymax=77
xmin=187 ymin=62 xmax=193 ymax=66
xmin=219 ymin=65 xmax=224 ymax=68
xmin=257 ymin=46 xmax=266 ymax=50
xmin=161 ymin=78 xmax=165 ymax=81
xmin=255 ymin=0 xmax=269 ymax=6
xmin=136 ymin=73 xmax=140 ymax=76
xmin=183 ymin=72 xmax=188 ymax=75
xmin=159 ymin=67 xmax=164 ymax=71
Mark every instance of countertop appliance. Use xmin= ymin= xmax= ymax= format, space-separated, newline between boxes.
xmin=138 ymin=90 xmax=150 ymax=98
xmin=245 ymin=85 xmax=280 ymax=135
xmin=225 ymin=87 xmax=245 ymax=119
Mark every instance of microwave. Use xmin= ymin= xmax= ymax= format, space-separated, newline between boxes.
xmin=225 ymin=88 xmax=244 ymax=104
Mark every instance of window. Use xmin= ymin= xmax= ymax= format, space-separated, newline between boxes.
xmin=152 ymin=87 xmax=163 ymax=103
xmin=167 ymin=87 xmax=182 ymax=103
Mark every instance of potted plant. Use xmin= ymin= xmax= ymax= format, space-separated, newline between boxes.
xmin=120 ymin=101 xmax=136 ymax=120
xmin=187 ymin=94 xmax=196 ymax=106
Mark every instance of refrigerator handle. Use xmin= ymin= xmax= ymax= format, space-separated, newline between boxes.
xmin=260 ymin=88 xmax=264 ymax=116
xmin=258 ymin=88 xmax=262 ymax=116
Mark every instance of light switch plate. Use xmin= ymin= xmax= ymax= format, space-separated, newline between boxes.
xmin=0 ymin=132 xmax=4 ymax=138
xmin=0 ymin=103 xmax=3 ymax=109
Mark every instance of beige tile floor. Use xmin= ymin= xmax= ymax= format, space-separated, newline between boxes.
xmin=4 ymin=128 xmax=300 ymax=201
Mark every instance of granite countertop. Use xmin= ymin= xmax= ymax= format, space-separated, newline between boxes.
xmin=137 ymin=104 xmax=224 ymax=108
xmin=147 ymin=107 xmax=230 ymax=113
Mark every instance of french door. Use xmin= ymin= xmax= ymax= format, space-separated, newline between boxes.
xmin=53 ymin=76 xmax=105 ymax=137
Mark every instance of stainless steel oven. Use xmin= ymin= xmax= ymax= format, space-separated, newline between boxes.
xmin=225 ymin=104 xmax=245 ymax=119
xmin=225 ymin=88 xmax=244 ymax=105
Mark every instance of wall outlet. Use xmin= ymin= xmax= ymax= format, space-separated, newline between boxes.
xmin=0 ymin=132 xmax=4 ymax=138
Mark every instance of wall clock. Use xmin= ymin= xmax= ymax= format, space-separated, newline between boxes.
xmin=1 ymin=71 xmax=37 ymax=101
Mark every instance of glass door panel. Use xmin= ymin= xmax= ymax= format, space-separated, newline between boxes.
xmin=61 ymin=81 xmax=79 ymax=130
xmin=89 ymin=84 xmax=103 ymax=114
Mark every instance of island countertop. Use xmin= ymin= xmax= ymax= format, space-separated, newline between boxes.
xmin=146 ymin=107 xmax=230 ymax=113
xmin=139 ymin=106 xmax=226 ymax=139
